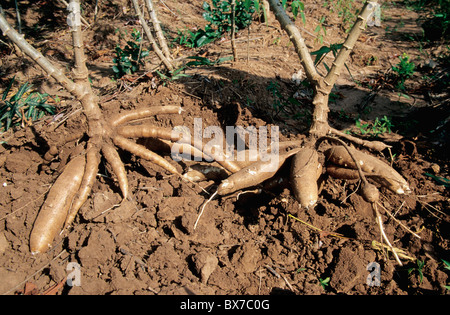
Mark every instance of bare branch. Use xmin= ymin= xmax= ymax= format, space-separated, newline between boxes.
xmin=131 ymin=0 xmax=173 ymax=71
xmin=267 ymin=0 xmax=320 ymax=84
xmin=267 ymin=0 xmax=378 ymax=139
xmin=57 ymin=0 xmax=90 ymax=27
xmin=144 ymin=0 xmax=172 ymax=60
xmin=323 ymin=1 xmax=378 ymax=91
xmin=68 ymin=0 xmax=89 ymax=80
xmin=231 ymin=0 xmax=237 ymax=61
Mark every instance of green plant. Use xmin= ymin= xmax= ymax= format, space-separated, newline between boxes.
xmin=266 ymin=81 xmax=285 ymax=118
xmin=185 ymin=55 xmax=233 ymax=67
xmin=353 ymin=116 xmax=393 ymax=137
xmin=408 ymin=259 xmax=425 ymax=285
xmin=295 ymin=267 xmax=307 ymax=273
xmin=324 ymin=0 xmax=359 ymax=32
xmin=203 ymin=0 xmax=255 ymax=33
xmin=1 ymin=77 xmax=55 ymax=132
xmin=281 ymin=0 xmax=306 ymax=24
xmin=443 ymin=259 xmax=450 ymax=290
xmin=319 ymin=277 xmax=330 ymax=290
xmin=112 ymin=29 xmax=150 ymax=79
xmin=311 ymin=43 xmax=356 ymax=84
xmin=155 ymin=66 xmax=190 ymax=85
xmin=266 ymin=81 xmax=311 ymax=122
xmin=424 ymin=173 xmax=450 ymax=188
xmin=173 ymin=29 xmax=196 ymax=48
xmin=391 ymin=53 xmax=415 ymax=91
xmin=173 ymin=0 xmax=256 ymax=49
xmin=292 ymin=0 xmax=306 ymax=24
xmin=314 ymin=16 xmax=327 ymax=44
xmin=155 ymin=55 xmax=232 ymax=86
xmin=442 ymin=259 xmax=450 ymax=271
xmin=177 ymin=26 xmax=222 ymax=49
xmin=174 ymin=0 xmax=255 ymax=49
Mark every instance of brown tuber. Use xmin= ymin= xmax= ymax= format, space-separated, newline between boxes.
xmin=324 ymin=145 xmax=410 ymax=194
xmin=30 ymin=155 xmax=86 ymax=254
xmin=290 ymin=147 xmax=322 ymax=209
xmin=217 ymin=149 xmax=301 ymax=196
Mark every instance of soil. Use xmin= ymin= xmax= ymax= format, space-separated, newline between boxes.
xmin=0 ymin=0 xmax=449 ymax=295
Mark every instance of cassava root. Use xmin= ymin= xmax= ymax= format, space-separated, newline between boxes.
xmin=217 ymin=148 xmax=301 ymax=196
xmin=324 ymin=145 xmax=410 ymax=194
xmin=30 ymin=155 xmax=86 ymax=254
xmin=290 ymin=147 xmax=322 ymax=209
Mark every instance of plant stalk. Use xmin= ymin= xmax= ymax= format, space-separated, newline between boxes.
xmin=267 ymin=0 xmax=320 ymax=85
xmin=231 ymin=0 xmax=237 ymax=62
xmin=131 ymin=0 xmax=173 ymax=71
xmin=144 ymin=0 xmax=172 ymax=61
xmin=268 ymin=0 xmax=378 ymax=139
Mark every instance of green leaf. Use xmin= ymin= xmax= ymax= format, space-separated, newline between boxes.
xmin=292 ymin=0 xmax=304 ymax=19
xmin=155 ymin=70 xmax=169 ymax=80
xmin=311 ymin=46 xmax=332 ymax=56
xmin=311 ymin=45 xmax=332 ymax=66
xmin=425 ymin=173 xmax=450 ymax=188
xmin=300 ymin=11 xmax=306 ymax=25
xmin=443 ymin=259 xmax=450 ymax=271
xmin=12 ymin=82 xmax=31 ymax=103
xmin=196 ymin=34 xmax=215 ymax=47
xmin=5 ymin=116 xmax=12 ymax=131
xmin=2 ymin=76 xmax=15 ymax=101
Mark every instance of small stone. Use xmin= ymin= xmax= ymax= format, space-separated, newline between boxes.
xmin=431 ymin=163 xmax=440 ymax=174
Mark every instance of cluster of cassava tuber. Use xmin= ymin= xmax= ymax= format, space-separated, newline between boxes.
xmin=0 ymin=0 xmax=183 ymax=254
xmin=1 ymin=0 xmax=411 ymax=264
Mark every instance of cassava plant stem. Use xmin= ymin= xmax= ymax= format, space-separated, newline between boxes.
xmin=57 ymin=0 xmax=90 ymax=27
xmin=311 ymin=1 xmax=378 ymax=138
xmin=0 ymin=0 xmax=102 ymax=128
xmin=131 ymin=0 xmax=173 ymax=71
xmin=144 ymin=0 xmax=171 ymax=60
xmin=68 ymin=0 xmax=102 ymax=133
xmin=231 ymin=0 xmax=237 ymax=62
xmin=266 ymin=0 xmax=320 ymax=85
xmin=323 ymin=2 xmax=379 ymax=90
xmin=267 ymin=0 xmax=378 ymax=138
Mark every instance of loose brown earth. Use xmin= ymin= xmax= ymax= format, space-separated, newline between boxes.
xmin=0 ymin=0 xmax=449 ymax=295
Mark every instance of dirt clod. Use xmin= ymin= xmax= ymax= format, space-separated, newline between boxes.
xmin=191 ymin=250 xmax=219 ymax=284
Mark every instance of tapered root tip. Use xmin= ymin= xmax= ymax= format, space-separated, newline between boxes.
xmin=299 ymin=199 xmax=318 ymax=210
